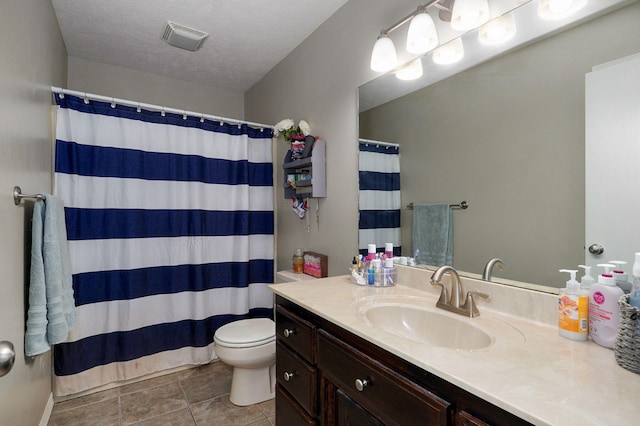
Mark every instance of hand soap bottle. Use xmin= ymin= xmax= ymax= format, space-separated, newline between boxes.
xmin=578 ymin=265 xmax=595 ymax=291
xmin=558 ymin=269 xmax=589 ymax=341
xmin=610 ymin=260 xmax=631 ymax=293
xmin=589 ymin=263 xmax=624 ymax=348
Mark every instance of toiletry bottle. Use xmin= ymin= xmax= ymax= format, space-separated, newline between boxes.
xmin=558 ymin=269 xmax=588 ymax=341
xmin=588 ymin=263 xmax=624 ymax=348
xmin=293 ymin=248 xmax=304 ymax=273
xmin=383 ymin=257 xmax=395 ymax=286
xmin=367 ymin=260 xmax=375 ymax=285
xmin=371 ymin=259 xmax=382 ymax=286
xmin=629 ymin=252 xmax=640 ymax=309
xmin=610 ymin=260 xmax=631 ymax=293
xmin=351 ymin=256 xmax=358 ymax=273
xmin=367 ymin=244 xmax=377 ymax=262
xmin=385 ymin=243 xmax=394 ymax=259
xmin=578 ymin=265 xmax=595 ymax=291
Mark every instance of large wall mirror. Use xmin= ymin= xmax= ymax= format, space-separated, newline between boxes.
xmin=358 ymin=0 xmax=640 ymax=291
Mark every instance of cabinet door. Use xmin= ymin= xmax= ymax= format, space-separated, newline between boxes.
xmin=276 ymin=384 xmax=316 ymax=426
xmin=456 ymin=410 xmax=490 ymax=426
xmin=336 ymin=389 xmax=384 ymax=426
xmin=318 ymin=330 xmax=451 ymax=426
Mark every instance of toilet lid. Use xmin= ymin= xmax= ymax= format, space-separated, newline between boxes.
xmin=214 ymin=318 xmax=275 ymax=348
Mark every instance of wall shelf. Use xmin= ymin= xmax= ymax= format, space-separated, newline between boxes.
xmin=283 ymin=138 xmax=326 ymax=199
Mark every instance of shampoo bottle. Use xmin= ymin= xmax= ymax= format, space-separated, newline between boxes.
xmin=610 ymin=260 xmax=631 ymax=293
xmin=558 ymin=269 xmax=589 ymax=341
xmin=629 ymin=252 xmax=640 ymax=309
xmin=578 ymin=265 xmax=595 ymax=291
xmin=589 ymin=263 xmax=624 ymax=348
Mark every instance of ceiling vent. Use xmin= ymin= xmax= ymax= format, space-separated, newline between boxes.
xmin=162 ymin=21 xmax=208 ymax=51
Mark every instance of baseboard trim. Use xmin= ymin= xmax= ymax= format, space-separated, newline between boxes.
xmin=39 ymin=393 xmax=54 ymax=426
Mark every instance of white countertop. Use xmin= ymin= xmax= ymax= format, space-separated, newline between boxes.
xmin=269 ymin=270 xmax=640 ymax=426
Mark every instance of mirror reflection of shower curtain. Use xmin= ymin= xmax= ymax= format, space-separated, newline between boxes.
xmin=358 ymin=140 xmax=401 ymax=257
xmin=51 ymin=93 xmax=274 ymax=397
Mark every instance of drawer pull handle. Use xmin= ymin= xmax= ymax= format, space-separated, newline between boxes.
xmin=283 ymin=371 xmax=296 ymax=381
xmin=283 ymin=328 xmax=296 ymax=338
xmin=355 ymin=378 xmax=369 ymax=392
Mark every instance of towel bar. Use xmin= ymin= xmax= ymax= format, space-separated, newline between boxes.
xmin=13 ymin=186 xmax=44 ymax=205
xmin=407 ymin=201 xmax=468 ymax=210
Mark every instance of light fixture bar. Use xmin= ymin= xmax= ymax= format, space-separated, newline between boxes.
xmin=379 ymin=0 xmax=451 ymax=37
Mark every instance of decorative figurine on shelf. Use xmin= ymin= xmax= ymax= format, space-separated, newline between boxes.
xmin=274 ymin=119 xmax=315 ymax=161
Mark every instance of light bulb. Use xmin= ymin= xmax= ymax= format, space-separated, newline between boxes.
xmin=451 ymin=0 xmax=491 ymax=31
xmin=406 ymin=11 xmax=439 ymax=54
xmin=432 ymin=38 xmax=464 ymax=65
xmin=370 ymin=35 xmax=398 ymax=72
xmin=396 ymin=58 xmax=423 ymax=81
xmin=478 ymin=14 xmax=516 ymax=45
xmin=538 ymin=0 xmax=588 ymax=20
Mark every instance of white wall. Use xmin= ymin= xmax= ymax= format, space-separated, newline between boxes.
xmin=0 ymin=0 xmax=68 ymax=424
xmin=68 ymin=56 xmax=245 ymax=118
xmin=245 ymin=0 xmax=420 ymax=275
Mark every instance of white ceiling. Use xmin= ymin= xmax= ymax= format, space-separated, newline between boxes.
xmin=51 ymin=0 xmax=349 ymax=94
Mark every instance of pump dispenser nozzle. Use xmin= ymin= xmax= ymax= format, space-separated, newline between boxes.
xmin=596 ymin=263 xmax=616 ymax=286
xmin=578 ymin=265 xmax=595 ymax=289
xmin=559 ymin=269 xmax=580 ymax=291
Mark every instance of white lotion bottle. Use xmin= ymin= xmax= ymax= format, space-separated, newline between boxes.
xmin=589 ymin=263 xmax=624 ymax=348
xmin=578 ymin=265 xmax=595 ymax=291
xmin=611 ymin=260 xmax=631 ymax=293
xmin=558 ymin=269 xmax=589 ymax=341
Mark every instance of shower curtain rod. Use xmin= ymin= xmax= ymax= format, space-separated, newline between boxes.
xmin=51 ymin=86 xmax=273 ymax=130
xmin=359 ymin=138 xmax=399 ymax=148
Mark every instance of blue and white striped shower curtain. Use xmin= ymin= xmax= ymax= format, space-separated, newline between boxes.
xmin=52 ymin=93 xmax=274 ymax=396
xmin=358 ymin=141 xmax=401 ymax=257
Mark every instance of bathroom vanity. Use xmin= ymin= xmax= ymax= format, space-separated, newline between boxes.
xmin=270 ymin=266 xmax=640 ymax=425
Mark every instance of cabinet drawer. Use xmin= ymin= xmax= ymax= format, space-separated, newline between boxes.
xmin=318 ymin=330 xmax=451 ymax=426
xmin=276 ymin=384 xmax=317 ymax=425
xmin=276 ymin=341 xmax=318 ymax=416
xmin=276 ymin=304 xmax=316 ymax=363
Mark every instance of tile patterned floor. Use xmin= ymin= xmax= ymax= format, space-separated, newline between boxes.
xmin=48 ymin=362 xmax=275 ymax=426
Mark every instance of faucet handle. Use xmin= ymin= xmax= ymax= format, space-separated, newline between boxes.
xmin=462 ymin=291 xmax=489 ymax=318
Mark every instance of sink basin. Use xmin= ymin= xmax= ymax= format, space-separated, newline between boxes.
xmin=354 ymin=295 xmax=525 ymax=351
xmin=363 ymin=304 xmax=492 ymax=350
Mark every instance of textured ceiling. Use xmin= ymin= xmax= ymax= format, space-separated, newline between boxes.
xmin=51 ymin=0 xmax=349 ymax=93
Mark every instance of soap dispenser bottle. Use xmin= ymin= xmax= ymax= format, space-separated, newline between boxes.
xmin=610 ymin=260 xmax=631 ymax=293
xmin=558 ymin=269 xmax=589 ymax=341
xmin=589 ymin=263 xmax=624 ymax=348
xmin=578 ymin=265 xmax=595 ymax=290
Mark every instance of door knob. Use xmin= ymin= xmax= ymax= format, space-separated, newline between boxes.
xmin=0 ymin=341 xmax=15 ymax=378
xmin=589 ymin=244 xmax=604 ymax=255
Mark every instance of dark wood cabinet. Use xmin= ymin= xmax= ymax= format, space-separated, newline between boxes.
xmin=275 ymin=295 xmax=532 ymax=426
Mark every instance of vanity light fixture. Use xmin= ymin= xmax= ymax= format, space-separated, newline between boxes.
xmin=451 ymin=0 xmax=491 ymax=30
xmin=478 ymin=13 xmax=516 ymax=45
xmin=396 ymin=58 xmax=424 ymax=80
xmin=370 ymin=34 xmax=398 ymax=72
xmin=432 ymin=38 xmax=465 ymax=64
xmin=406 ymin=8 xmax=439 ymax=54
xmin=538 ymin=0 xmax=588 ymax=20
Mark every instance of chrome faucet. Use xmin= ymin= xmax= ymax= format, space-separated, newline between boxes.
xmin=430 ymin=265 xmax=489 ymax=318
xmin=482 ymin=258 xmax=504 ymax=281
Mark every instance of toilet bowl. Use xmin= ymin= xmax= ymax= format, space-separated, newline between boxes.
xmin=213 ymin=318 xmax=276 ymax=406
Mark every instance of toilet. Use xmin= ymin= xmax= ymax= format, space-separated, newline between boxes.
xmin=213 ymin=317 xmax=276 ymax=406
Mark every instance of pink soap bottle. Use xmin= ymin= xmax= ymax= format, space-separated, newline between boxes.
xmin=588 ymin=263 xmax=624 ymax=348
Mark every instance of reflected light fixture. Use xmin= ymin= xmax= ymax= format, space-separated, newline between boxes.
xmin=478 ymin=13 xmax=516 ymax=45
xmin=538 ymin=0 xmax=588 ymax=20
xmin=396 ymin=58 xmax=424 ymax=80
xmin=406 ymin=9 xmax=439 ymax=54
xmin=370 ymin=34 xmax=398 ymax=72
xmin=432 ymin=38 xmax=464 ymax=64
xmin=451 ymin=0 xmax=491 ymax=31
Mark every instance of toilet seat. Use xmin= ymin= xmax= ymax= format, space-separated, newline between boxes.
xmin=214 ymin=318 xmax=275 ymax=348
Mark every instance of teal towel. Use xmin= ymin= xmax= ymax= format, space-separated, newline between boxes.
xmin=25 ymin=195 xmax=75 ymax=356
xmin=412 ymin=204 xmax=453 ymax=267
